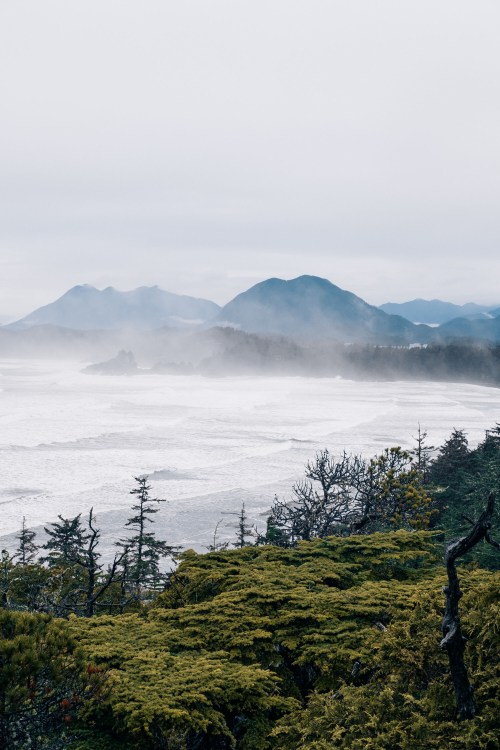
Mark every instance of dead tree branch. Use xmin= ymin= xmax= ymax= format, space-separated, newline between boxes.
xmin=440 ymin=492 xmax=496 ymax=720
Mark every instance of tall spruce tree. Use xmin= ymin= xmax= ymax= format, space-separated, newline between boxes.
xmin=233 ymin=503 xmax=254 ymax=548
xmin=15 ymin=517 xmax=38 ymax=565
xmin=410 ymin=424 xmax=435 ymax=483
xmin=119 ymin=476 xmax=179 ymax=595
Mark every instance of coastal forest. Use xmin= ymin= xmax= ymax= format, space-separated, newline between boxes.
xmin=1 ymin=426 xmax=499 ymax=749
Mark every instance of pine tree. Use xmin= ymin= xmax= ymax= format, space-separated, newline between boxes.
xmin=429 ymin=428 xmax=470 ymax=486
xmin=41 ymin=514 xmax=87 ymax=568
xmin=257 ymin=514 xmax=291 ymax=547
xmin=234 ymin=503 xmax=254 ymax=548
xmin=119 ymin=476 xmax=179 ymax=595
xmin=15 ymin=517 xmax=38 ymax=565
xmin=410 ymin=424 xmax=435 ymax=482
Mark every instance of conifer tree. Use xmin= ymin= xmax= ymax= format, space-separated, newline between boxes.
xmin=234 ymin=502 xmax=254 ymax=548
xmin=41 ymin=514 xmax=87 ymax=568
xmin=410 ymin=424 xmax=435 ymax=482
xmin=429 ymin=428 xmax=470 ymax=486
xmin=15 ymin=516 xmax=38 ymax=565
xmin=119 ymin=476 xmax=179 ymax=595
xmin=0 ymin=550 xmax=13 ymax=607
xmin=257 ymin=514 xmax=291 ymax=547
xmin=0 ymin=609 xmax=98 ymax=748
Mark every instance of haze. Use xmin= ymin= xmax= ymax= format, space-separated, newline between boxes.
xmin=1 ymin=1 xmax=499 ymax=319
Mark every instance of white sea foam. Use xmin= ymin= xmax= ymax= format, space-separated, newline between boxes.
xmin=1 ymin=358 xmax=500 ymax=557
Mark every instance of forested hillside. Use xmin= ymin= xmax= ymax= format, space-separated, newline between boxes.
xmin=1 ymin=427 xmax=499 ymax=749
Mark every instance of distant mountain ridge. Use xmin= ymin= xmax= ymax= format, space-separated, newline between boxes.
xmin=379 ymin=299 xmax=499 ymax=325
xmin=5 ymin=277 xmax=500 ymax=346
xmin=8 ymin=284 xmax=221 ymax=331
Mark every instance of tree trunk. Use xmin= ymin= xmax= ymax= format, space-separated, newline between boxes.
xmin=440 ymin=492 xmax=496 ymax=720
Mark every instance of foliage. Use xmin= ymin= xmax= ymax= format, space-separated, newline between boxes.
xmin=3 ymin=428 xmax=500 ymax=748
xmin=0 ymin=609 xmax=101 ymax=749
xmin=429 ymin=425 xmax=500 ymax=569
xmin=65 ymin=532 xmax=443 ymax=748
xmin=3 ymin=477 xmax=178 ymax=616
xmin=3 ymin=528 xmax=498 ymax=749
xmin=410 ymin=424 xmax=436 ymax=483
xmin=267 ymin=447 xmax=434 ymax=544
xmin=271 ymin=572 xmax=500 ymax=749
xmin=41 ymin=514 xmax=87 ymax=568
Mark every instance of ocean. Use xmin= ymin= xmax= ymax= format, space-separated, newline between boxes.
xmin=2 ymin=358 xmax=500 ymax=557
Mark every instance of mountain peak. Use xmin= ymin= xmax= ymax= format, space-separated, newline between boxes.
xmin=9 ymin=285 xmax=221 ymax=331
xmin=217 ymin=275 xmax=423 ymax=343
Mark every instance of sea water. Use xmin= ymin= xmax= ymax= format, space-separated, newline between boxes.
xmin=1 ymin=359 xmax=500 ymax=557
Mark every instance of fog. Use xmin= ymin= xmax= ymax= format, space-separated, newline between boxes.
xmin=1 ymin=323 xmax=499 ymax=389
xmin=2 ymin=358 xmax=500 ymax=559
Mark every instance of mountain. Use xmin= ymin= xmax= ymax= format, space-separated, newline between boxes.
xmin=378 ymin=299 xmax=496 ymax=325
xmin=216 ymin=275 xmax=429 ymax=343
xmin=435 ymin=315 xmax=500 ymax=343
xmin=8 ymin=285 xmax=221 ymax=330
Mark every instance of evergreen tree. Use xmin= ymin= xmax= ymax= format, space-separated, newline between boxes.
xmin=410 ymin=424 xmax=435 ymax=482
xmin=41 ymin=514 xmax=87 ymax=568
xmin=430 ymin=426 xmax=500 ymax=569
xmin=233 ymin=502 xmax=254 ymax=548
xmin=354 ymin=447 xmax=434 ymax=533
xmin=429 ymin=428 xmax=470 ymax=486
xmin=0 ymin=550 xmax=14 ymax=607
xmin=15 ymin=516 xmax=38 ymax=565
xmin=119 ymin=476 xmax=179 ymax=595
xmin=257 ymin=514 xmax=292 ymax=547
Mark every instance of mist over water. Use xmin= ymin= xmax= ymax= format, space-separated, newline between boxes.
xmin=1 ymin=359 xmax=500 ymax=557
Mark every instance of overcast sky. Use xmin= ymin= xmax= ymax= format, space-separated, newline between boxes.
xmin=1 ymin=0 xmax=499 ymax=319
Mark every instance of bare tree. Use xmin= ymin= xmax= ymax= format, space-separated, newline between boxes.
xmin=206 ymin=520 xmax=229 ymax=553
xmin=47 ymin=509 xmax=127 ymax=617
xmin=270 ymin=450 xmax=353 ymax=542
xmin=268 ymin=448 xmax=432 ymax=544
xmin=440 ymin=492 xmax=498 ymax=720
xmin=69 ymin=508 xmax=127 ymax=617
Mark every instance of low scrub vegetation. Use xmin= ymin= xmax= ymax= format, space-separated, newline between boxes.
xmin=1 ymin=426 xmax=499 ymax=748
